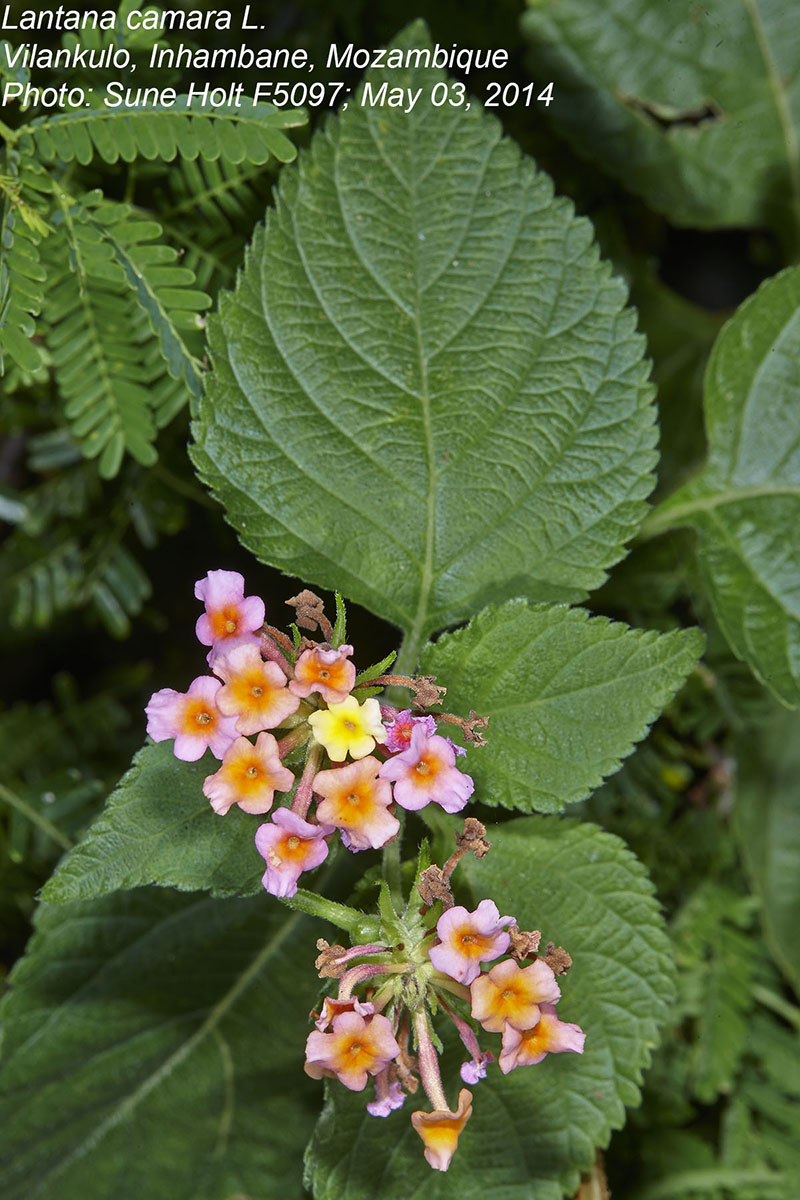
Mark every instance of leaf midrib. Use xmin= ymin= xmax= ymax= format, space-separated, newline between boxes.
xmin=742 ymin=0 xmax=800 ymax=238
xmin=644 ymin=480 xmax=800 ymax=535
xmin=393 ymin=106 xmax=437 ymax=669
xmin=24 ymin=908 xmax=303 ymax=1199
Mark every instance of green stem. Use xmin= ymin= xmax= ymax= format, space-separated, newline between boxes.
xmin=394 ymin=629 xmax=422 ymax=678
xmin=753 ymin=983 xmax=800 ymax=1030
xmin=0 ymin=118 xmax=18 ymax=144
xmin=0 ymin=782 xmax=73 ymax=852
xmin=279 ymin=887 xmax=366 ymax=933
xmin=151 ymin=463 xmax=217 ymax=510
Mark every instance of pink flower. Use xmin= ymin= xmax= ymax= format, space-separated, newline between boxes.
xmin=145 ymin=675 xmax=238 ymax=762
xmin=202 ymin=732 xmax=294 ymax=816
xmin=437 ymin=994 xmax=494 ymax=1085
xmin=460 ymin=1051 xmax=493 ymax=1085
xmin=254 ymin=809 xmax=331 ymax=898
xmin=383 ymin=710 xmax=437 ymax=754
xmin=428 ymin=900 xmax=514 ymax=985
xmin=444 ymin=737 xmax=467 ymax=758
xmin=313 ymin=757 xmax=399 ymax=851
xmin=304 ymin=1011 xmax=400 ymax=1091
xmin=314 ymin=996 xmax=375 ymax=1032
xmin=378 ymin=724 xmax=474 ymax=813
xmin=194 ymin=570 xmax=265 ymax=659
xmin=290 ymin=644 xmax=356 ymax=704
xmin=498 ymin=1003 xmax=586 ymax=1074
xmin=213 ymin=644 xmax=300 ymax=734
xmin=367 ymin=1071 xmax=406 ymax=1117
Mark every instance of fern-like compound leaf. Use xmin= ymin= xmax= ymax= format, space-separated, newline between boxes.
xmin=18 ymin=98 xmax=306 ymax=167
xmin=0 ymin=152 xmax=48 ymax=375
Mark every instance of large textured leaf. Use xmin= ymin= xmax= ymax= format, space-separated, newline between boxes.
xmin=192 ymin=22 xmax=656 ymax=658
xmin=734 ymin=709 xmax=800 ymax=991
xmin=646 ymin=267 xmax=800 ymax=706
xmin=419 ymin=600 xmax=704 ymax=812
xmin=40 ymin=741 xmax=262 ymax=903
xmin=0 ymin=888 xmax=320 ymax=1200
xmin=522 ymin=0 xmax=800 ymax=240
xmin=306 ymin=818 xmax=674 ymax=1200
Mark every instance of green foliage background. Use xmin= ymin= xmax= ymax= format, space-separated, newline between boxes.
xmin=2 ymin=2 xmax=800 ymax=1199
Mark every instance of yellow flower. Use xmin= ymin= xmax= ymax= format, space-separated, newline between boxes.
xmin=308 ymin=696 xmax=386 ymax=762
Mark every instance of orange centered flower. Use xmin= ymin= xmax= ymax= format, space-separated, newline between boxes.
xmin=202 ymin=732 xmax=295 ymax=816
xmin=452 ymin=926 xmax=493 ymax=959
xmin=214 ymin=644 xmax=300 ymax=736
xmin=210 ymin=607 xmax=240 ymax=639
xmin=305 ymin=1011 xmax=400 ymax=1091
xmin=313 ymin=757 xmax=399 ymax=850
xmin=182 ymin=697 xmax=215 ymax=732
xmin=254 ymin=808 xmax=330 ymax=898
xmin=428 ymin=900 xmax=514 ymax=985
xmin=290 ymin=644 xmax=356 ymax=704
xmin=498 ymin=1003 xmax=586 ymax=1073
xmin=470 ymin=958 xmax=560 ymax=1033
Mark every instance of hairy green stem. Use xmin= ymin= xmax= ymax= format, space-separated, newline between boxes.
xmin=279 ymin=887 xmax=367 ymax=933
xmin=394 ymin=629 xmax=422 ymax=678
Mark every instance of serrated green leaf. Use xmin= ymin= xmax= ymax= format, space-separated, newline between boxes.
xmin=522 ymin=0 xmax=800 ymax=243
xmin=647 ymin=267 xmax=800 ymax=707
xmin=0 ymin=888 xmax=320 ymax=1200
xmin=40 ymin=741 xmax=263 ymax=903
xmin=192 ymin=21 xmax=656 ymax=655
xmin=305 ymin=818 xmax=674 ymax=1200
xmin=734 ymin=708 xmax=800 ymax=991
xmin=419 ymin=599 xmax=704 ymax=813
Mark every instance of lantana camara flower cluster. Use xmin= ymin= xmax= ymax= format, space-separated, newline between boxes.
xmin=145 ymin=571 xmax=480 ymax=897
xmin=304 ymin=825 xmax=586 ymax=1172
